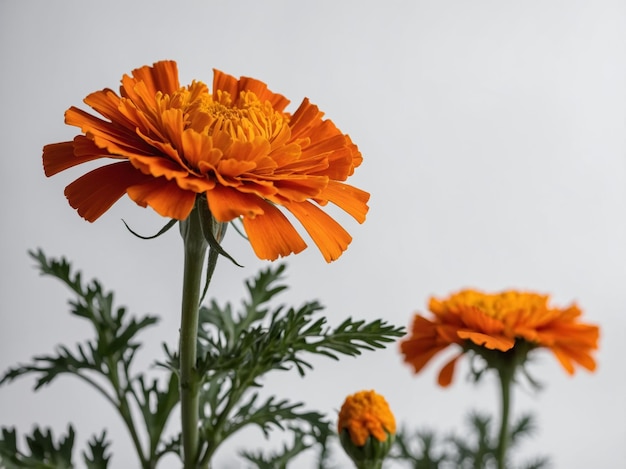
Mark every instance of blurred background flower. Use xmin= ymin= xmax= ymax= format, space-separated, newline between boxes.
xmin=400 ymin=289 xmax=599 ymax=386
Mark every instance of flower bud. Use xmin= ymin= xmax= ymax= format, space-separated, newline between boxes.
xmin=338 ymin=390 xmax=396 ymax=469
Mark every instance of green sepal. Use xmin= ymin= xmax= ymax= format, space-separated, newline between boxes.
xmin=122 ymin=218 xmax=178 ymax=240
xmin=339 ymin=429 xmax=395 ymax=469
xmin=196 ymin=196 xmax=242 ymax=268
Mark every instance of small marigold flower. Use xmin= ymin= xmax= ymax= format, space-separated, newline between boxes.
xmin=338 ymin=390 xmax=396 ymax=468
xmin=42 ymin=60 xmax=369 ymax=262
xmin=400 ymin=289 xmax=600 ymax=386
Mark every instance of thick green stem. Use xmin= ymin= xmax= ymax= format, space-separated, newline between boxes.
xmin=495 ymin=364 xmax=514 ymax=469
xmin=179 ymin=203 xmax=209 ymax=468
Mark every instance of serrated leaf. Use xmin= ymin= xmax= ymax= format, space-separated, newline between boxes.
xmin=82 ymin=431 xmax=111 ymax=469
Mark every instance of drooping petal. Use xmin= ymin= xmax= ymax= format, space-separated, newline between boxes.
xmin=318 ymin=181 xmax=370 ymax=223
xmin=438 ymin=353 xmax=463 ymax=387
xmin=283 ymin=200 xmax=352 ymax=262
xmin=64 ymin=162 xmax=151 ymax=222
xmin=551 ymin=345 xmax=597 ymax=374
xmin=242 ymin=202 xmax=307 ymax=260
xmin=401 ymin=339 xmax=450 ymax=374
xmin=43 ymin=140 xmax=95 ymax=176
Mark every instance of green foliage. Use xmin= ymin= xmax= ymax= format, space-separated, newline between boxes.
xmin=0 ymin=426 xmax=75 ymax=469
xmin=1 ymin=249 xmax=159 ymax=391
xmin=162 ymin=262 xmax=405 ymax=465
xmin=391 ymin=412 xmax=550 ymax=469
xmin=0 ymin=426 xmax=111 ymax=469
xmin=1 ymin=252 xmax=405 ymax=468
xmin=82 ymin=431 xmax=111 ymax=469
xmin=240 ymin=426 xmax=334 ymax=469
xmin=391 ymin=427 xmax=448 ymax=468
xmin=0 ymin=250 xmax=178 ymax=468
xmin=194 ymin=263 xmax=404 ymax=378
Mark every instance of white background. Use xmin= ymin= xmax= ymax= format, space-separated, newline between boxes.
xmin=1 ymin=1 xmax=625 ymax=468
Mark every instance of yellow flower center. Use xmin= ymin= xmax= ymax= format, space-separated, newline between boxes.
xmin=192 ymin=89 xmax=290 ymax=144
xmin=444 ymin=290 xmax=548 ymax=321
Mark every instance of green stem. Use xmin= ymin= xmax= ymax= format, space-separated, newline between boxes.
xmin=179 ymin=202 xmax=209 ymax=468
xmin=495 ymin=364 xmax=514 ymax=469
xmin=105 ymin=358 xmax=150 ymax=468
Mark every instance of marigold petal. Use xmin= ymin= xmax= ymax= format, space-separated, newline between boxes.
xmin=459 ymin=306 xmax=505 ymax=335
xmin=436 ymin=324 xmax=465 ymax=344
xmin=121 ymin=60 xmax=180 ymax=102
xmin=457 ymin=331 xmax=515 ymax=351
xmin=41 ymin=142 xmax=83 ymax=177
xmin=180 ymin=129 xmax=223 ymax=169
xmin=438 ymin=353 xmax=462 ymax=387
xmin=205 ymin=185 xmax=266 ymax=221
xmin=551 ymin=345 xmax=597 ymax=374
xmin=551 ymin=346 xmax=576 ymax=374
xmin=270 ymin=175 xmax=328 ymax=202
xmin=127 ymin=178 xmax=196 ymax=220
xmin=65 ymin=106 xmax=154 ymax=156
xmin=129 ymin=154 xmax=190 ymax=180
xmin=288 ymin=98 xmax=324 ymax=139
xmin=283 ymin=200 xmax=352 ymax=262
xmin=242 ymin=202 xmax=307 ymax=260
xmin=318 ymin=181 xmax=370 ymax=223
xmin=83 ymin=88 xmax=135 ymax=129
xmin=409 ymin=314 xmax=438 ymax=338
xmin=400 ymin=339 xmax=450 ymax=374
xmin=212 ymin=69 xmax=290 ymax=112
xmin=64 ymin=162 xmax=151 ymax=222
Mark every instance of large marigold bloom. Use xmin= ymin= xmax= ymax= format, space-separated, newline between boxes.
xmin=42 ymin=60 xmax=369 ymax=262
xmin=400 ymin=289 xmax=599 ymax=387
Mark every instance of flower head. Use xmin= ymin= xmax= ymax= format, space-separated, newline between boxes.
xmin=338 ymin=390 xmax=395 ymax=467
xmin=400 ymin=289 xmax=599 ymax=386
xmin=43 ymin=61 xmax=369 ymax=262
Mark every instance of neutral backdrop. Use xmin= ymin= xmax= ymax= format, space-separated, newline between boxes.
xmin=1 ymin=1 xmax=625 ymax=468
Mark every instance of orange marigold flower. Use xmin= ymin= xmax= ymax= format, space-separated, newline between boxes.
xmin=400 ymin=289 xmax=600 ymax=387
xmin=338 ymin=390 xmax=396 ymax=447
xmin=42 ymin=60 xmax=369 ymax=262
